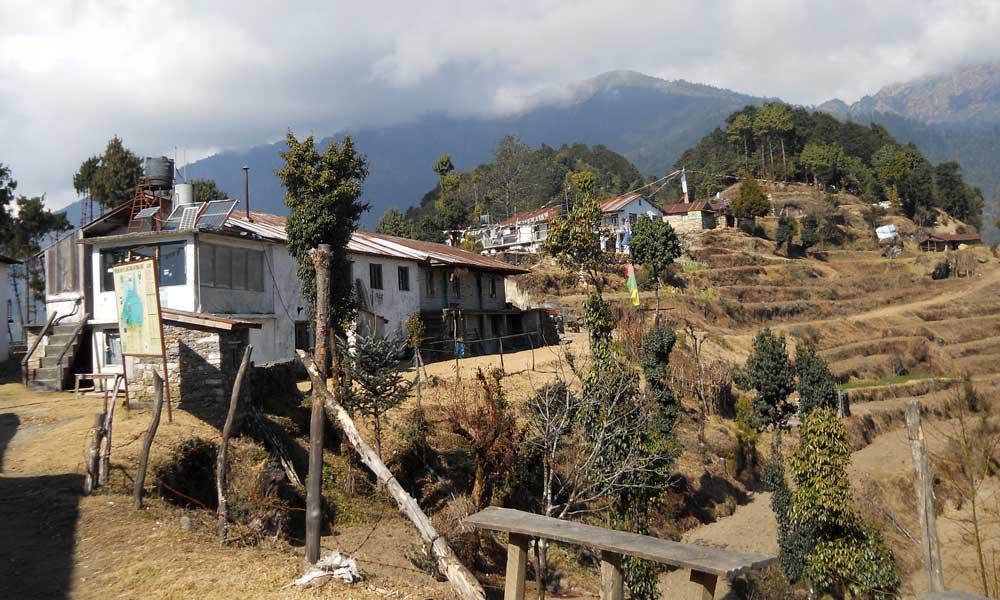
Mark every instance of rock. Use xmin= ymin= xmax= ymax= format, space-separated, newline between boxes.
xmin=180 ymin=515 xmax=193 ymax=531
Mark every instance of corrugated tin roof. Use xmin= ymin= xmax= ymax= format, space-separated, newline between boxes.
xmin=227 ymin=210 xmax=288 ymax=241
xmin=349 ymin=231 xmax=529 ymax=274
xmin=928 ymin=233 xmax=982 ymax=242
xmin=498 ymin=206 xmax=559 ymax=226
xmin=660 ymin=201 xmax=714 ymax=215
xmin=599 ymin=193 xmax=643 ymax=213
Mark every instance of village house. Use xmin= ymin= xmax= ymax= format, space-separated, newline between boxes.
xmin=919 ymin=232 xmax=983 ymax=252
xmin=659 ymin=201 xmax=718 ymax=233
xmin=598 ymin=193 xmax=667 ymax=251
xmin=0 ymin=254 xmax=17 ymax=363
xmin=31 ymin=187 xmax=546 ymax=400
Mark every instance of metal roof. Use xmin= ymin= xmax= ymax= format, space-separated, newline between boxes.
xmin=499 ymin=206 xmax=560 ymax=226
xmin=927 ymin=233 xmax=982 ymax=243
xmin=349 ymin=231 xmax=529 ymax=274
xmin=660 ymin=201 xmax=714 ymax=215
xmin=599 ymin=193 xmax=645 ymax=213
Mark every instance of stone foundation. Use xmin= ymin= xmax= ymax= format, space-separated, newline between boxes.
xmin=129 ymin=323 xmax=249 ymax=405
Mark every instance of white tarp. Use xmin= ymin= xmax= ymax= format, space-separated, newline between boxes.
xmin=293 ymin=551 xmax=363 ymax=586
xmin=875 ymin=224 xmax=898 ymax=241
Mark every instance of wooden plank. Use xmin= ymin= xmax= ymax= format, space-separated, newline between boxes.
xmin=686 ymin=570 xmax=718 ymax=600
xmin=906 ymin=401 xmax=945 ymax=593
xmin=464 ymin=507 xmax=776 ymax=577
xmin=600 ymin=551 xmax=623 ymax=600
xmin=505 ymin=533 xmax=529 ymax=600
xmin=920 ymin=593 xmax=990 ymax=600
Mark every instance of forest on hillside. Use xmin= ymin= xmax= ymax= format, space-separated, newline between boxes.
xmin=677 ymin=103 xmax=986 ymax=229
xmin=377 ymin=136 xmax=645 ymax=242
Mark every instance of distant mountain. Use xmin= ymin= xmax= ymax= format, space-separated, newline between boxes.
xmin=819 ymin=62 xmax=1000 ymax=235
xmin=183 ymin=71 xmax=766 ymax=226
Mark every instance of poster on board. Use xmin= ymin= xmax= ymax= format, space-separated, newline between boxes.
xmin=112 ymin=258 xmax=165 ymax=357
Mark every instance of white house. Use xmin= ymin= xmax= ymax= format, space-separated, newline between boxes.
xmin=598 ymin=193 xmax=667 ymax=252
xmin=480 ymin=206 xmax=560 ymax=254
xmin=32 ymin=197 xmax=538 ymax=396
xmin=0 ymin=255 xmax=17 ymax=363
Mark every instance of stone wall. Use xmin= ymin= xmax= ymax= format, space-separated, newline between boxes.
xmin=130 ymin=323 xmax=249 ymax=405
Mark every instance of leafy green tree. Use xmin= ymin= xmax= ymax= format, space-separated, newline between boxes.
xmin=4 ymin=195 xmax=71 ymax=325
xmin=0 ymin=163 xmax=16 ymax=241
xmin=276 ymin=133 xmax=368 ymax=318
xmin=433 ymin=154 xmax=455 ymax=179
xmin=756 ymin=103 xmax=794 ymax=178
xmin=543 ymin=196 xmax=612 ymax=297
xmin=375 ymin=207 xmax=412 ymax=238
xmin=775 ymin=215 xmax=798 ymax=255
xmin=800 ymin=214 xmax=819 ymax=251
xmin=935 ymin=161 xmax=984 ymax=229
xmin=799 ymin=143 xmax=846 ymax=187
xmin=732 ymin=176 xmax=771 ymax=227
xmin=734 ymin=329 xmax=796 ymax=430
xmin=794 ymin=342 xmax=838 ymax=416
xmin=628 ymin=216 xmax=682 ymax=317
xmin=191 ymin=178 xmax=227 ymax=203
xmin=727 ymin=113 xmax=754 ymax=173
xmin=87 ymin=136 xmax=143 ymax=210
xmin=568 ymin=170 xmax=597 ymax=204
xmin=788 ymin=408 xmax=899 ymax=598
xmin=346 ymin=333 xmax=413 ymax=458
xmin=72 ymin=156 xmax=100 ymax=197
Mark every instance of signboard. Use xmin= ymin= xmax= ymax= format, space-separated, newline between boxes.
xmin=112 ymin=258 xmax=165 ymax=357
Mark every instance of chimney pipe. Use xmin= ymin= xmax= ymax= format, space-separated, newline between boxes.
xmin=242 ymin=165 xmax=252 ymax=222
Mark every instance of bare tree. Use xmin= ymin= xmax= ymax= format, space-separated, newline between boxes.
xmin=685 ymin=323 xmax=709 ymax=446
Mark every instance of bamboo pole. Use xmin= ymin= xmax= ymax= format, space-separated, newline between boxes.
xmin=305 ymin=244 xmax=331 ymax=565
xmin=216 ymin=345 xmax=253 ymax=539
xmin=298 ymin=350 xmax=486 ymax=600
xmin=134 ymin=372 xmax=165 ymax=509
xmin=98 ymin=375 xmax=124 ymax=485
xmin=905 ymin=401 xmax=945 ymax=592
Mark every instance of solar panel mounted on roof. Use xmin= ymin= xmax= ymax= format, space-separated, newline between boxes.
xmin=179 ymin=206 xmax=201 ymax=230
xmin=133 ymin=206 xmax=161 ymax=220
xmin=196 ymin=200 xmax=239 ymax=231
xmin=160 ymin=205 xmax=186 ymax=231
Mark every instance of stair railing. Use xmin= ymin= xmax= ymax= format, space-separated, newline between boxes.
xmin=22 ymin=311 xmax=58 ymax=386
xmin=54 ymin=313 xmax=89 ymax=369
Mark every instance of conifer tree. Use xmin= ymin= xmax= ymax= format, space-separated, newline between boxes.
xmin=346 ymin=333 xmax=412 ymax=459
xmin=794 ymin=342 xmax=838 ymax=416
xmin=734 ymin=329 xmax=796 ymax=430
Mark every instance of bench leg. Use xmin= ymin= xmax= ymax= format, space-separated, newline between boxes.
xmin=600 ymin=551 xmax=623 ymax=600
xmin=687 ymin=570 xmax=717 ymax=600
xmin=505 ymin=533 xmax=529 ymax=600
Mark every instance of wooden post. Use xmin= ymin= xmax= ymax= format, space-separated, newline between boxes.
xmin=498 ymin=334 xmax=505 ymax=372
xmin=134 ymin=371 xmax=165 ymax=509
xmin=505 ymin=533 xmax=529 ymax=600
xmin=84 ymin=413 xmax=104 ymax=494
xmin=216 ymin=344 xmax=253 ymax=539
xmin=837 ymin=390 xmax=851 ymax=418
xmin=298 ymin=350 xmax=486 ymax=600
xmin=527 ymin=334 xmax=536 ymax=371
xmin=686 ymin=570 xmax=718 ymax=600
xmin=413 ymin=351 xmax=422 ymax=410
xmin=453 ymin=311 xmax=461 ymax=382
xmin=599 ymin=551 xmax=624 ymax=600
xmin=152 ymin=248 xmax=172 ymax=423
xmin=305 ymin=244 xmax=331 ymax=565
xmin=906 ymin=401 xmax=945 ymax=592
xmin=98 ymin=375 xmax=124 ymax=485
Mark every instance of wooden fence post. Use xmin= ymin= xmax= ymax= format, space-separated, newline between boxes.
xmin=84 ymin=413 xmax=104 ymax=494
xmin=600 ymin=551 xmax=624 ymax=600
xmin=133 ymin=372 xmax=165 ymax=509
xmin=906 ymin=401 xmax=945 ymax=592
xmin=498 ymin=334 xmax=505 ymax=372
xmin=216 ymin=344 xmax=253 ymax=539
xmin=305 ymin=244 xmax=331 ymax=565
xmin=98 ymin=375 xmax=123 ymax=486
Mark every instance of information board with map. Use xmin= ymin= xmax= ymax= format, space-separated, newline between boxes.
xmin=112 ymin=258 xmax=165 ymax=357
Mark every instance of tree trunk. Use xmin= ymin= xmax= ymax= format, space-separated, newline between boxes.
xmin=743 ymin=136 xmax=749 ymax=173
xmin=654 ymin=278 xmax=661 ymax=324
xmin=98 ymin=376 xmax=123 ymax=485
xmin=768 ymin=137 xmax=775 ymax=180
xmin=134 ymin=372 xmax=165 ymax=509
xmin=305 ymin=244 xmax=331 ymax=565
xmin=780 ymin=138 xmax=787 ymax=181
xmin=298 ymin=350 xmax=486 ymax=600
xmin=217 ymin=345 xmax=253 ymax=539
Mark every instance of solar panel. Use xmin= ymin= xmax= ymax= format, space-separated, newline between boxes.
xmin=160 ymin=205 xmax=186 ymax=231
xmin=179 ymin=206 xmax=201 ymax=230
xmin=134 ymin=206 xmax=160 ymax=220
xmin=196 ymin=200 xmax=239 ymax=231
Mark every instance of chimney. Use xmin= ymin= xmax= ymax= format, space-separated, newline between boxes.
xmin=243 ymin=165 xmax=252 ymax=222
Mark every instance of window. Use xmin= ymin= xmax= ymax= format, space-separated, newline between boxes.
xmin=397 ymin=266 xmax=410 ymax=291
xmin=490 ymin=277 xmax=498 ymax=298
xmin=451 ymin=272 xmax=461 ymax=298
xmin=100 ymin=242 xmax=186 ymax=291
xmin=200 ymin=244 xmax=265 ymax=291
xmin=104 ymin=331 xmax=122 ymax=366
xmin=369 ymin=263 xmax=383 ymax=290
xmin=294 ymin=321 xmax=312 ymax=351
xmin=425 ymin=269 xmax=435 ymax=296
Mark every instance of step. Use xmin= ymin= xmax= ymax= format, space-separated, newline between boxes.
xmin=40 ymin=356 xmax=70 ymax=368
xmin=34 ymin=366 xmax=64 ymax=381
xmin=51 ymin=323 xmax=81 ymax=335
xmin=28 ymin=380 xmax=62 ymax=393
xmin=45 ymin=334 xmax=76 ymax=348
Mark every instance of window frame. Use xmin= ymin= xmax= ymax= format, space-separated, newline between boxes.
xmin=490 ymin=277 xmax=498 ymax=299
xmin=100 ymin=241 xmax=187 ymax=292
xmin=369 ymin=263 xmax=383 ymax=290
xmin=397 ymin=266 xmax=410 ymax=291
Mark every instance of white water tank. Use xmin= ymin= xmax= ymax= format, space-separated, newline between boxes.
xmin=174 ymin=183 xmax=194 ymax=207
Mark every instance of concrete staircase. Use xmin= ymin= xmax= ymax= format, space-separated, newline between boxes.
xmin=27 ymin=323 xmax=85 ymax=392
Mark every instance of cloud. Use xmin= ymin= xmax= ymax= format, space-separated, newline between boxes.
xmin=2 ymin=0 xmax=1000 ymax=210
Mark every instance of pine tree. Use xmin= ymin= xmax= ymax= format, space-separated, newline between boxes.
xmin=88 ymin=136 xmax=143 ymax=210
xmin=734 ymin=329 xmax=796 ymax=430
xmin=346 ymin=333 xmax=412 ymax=459
xmin=376 ymin=207 xmax=412 ymax=238
xmin=794 ymin=342 xmax=838 ymax=416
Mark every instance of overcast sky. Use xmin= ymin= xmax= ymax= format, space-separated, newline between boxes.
xmin=3 ymin=0 xmax=1000 ymax=211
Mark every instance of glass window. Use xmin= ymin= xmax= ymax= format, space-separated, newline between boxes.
xmin=248 ymin=250 xmax=264 ymax=292
xmin=232 ymin=248 xmax=247 ymax=290
xmin=490 ymin=277 xmax=498 ymax=298
xmin=451 ymin=273 xmax=461 ymax=298
xmin=369 ymin=263 xmax=383 ymax=290
xmin=104 ymin=331 xmax=122 ymax=366
xmin=100 ymin=242 xmax=186 ymax=291
xmin=199 ymin=245 xmax=215 ymax=287
xmin=215 ymin=246 xmax=232 ymax=288
xmin=398 ymin=266 xmax=410 ymax=291
xmin=425 ymin=269 xmax=435 ymax=296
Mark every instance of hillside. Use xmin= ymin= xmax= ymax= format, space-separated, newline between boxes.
xmin=178 ymin=71 xmax=765 ymax=226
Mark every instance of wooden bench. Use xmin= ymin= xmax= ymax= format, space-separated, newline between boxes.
xmin=920 ymin=593 xmax=990 ymax=599
xmin=465 ymin=507 xmax=776 ymax=600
